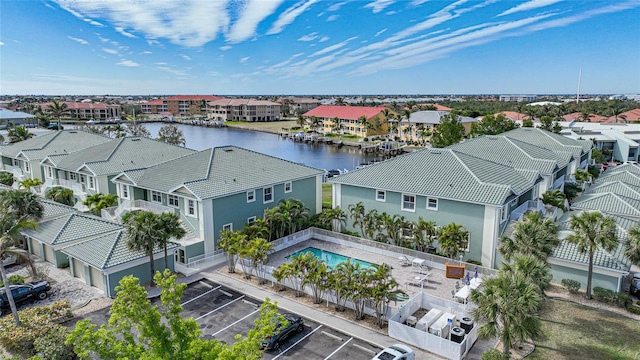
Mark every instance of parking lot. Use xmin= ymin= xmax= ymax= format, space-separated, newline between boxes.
xmin=180 ymin=279 xmax=382 ymax=359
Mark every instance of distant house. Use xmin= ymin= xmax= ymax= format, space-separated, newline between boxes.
xmin=330 ymin=128 xmax=591 ymax=268
xmin=281 ymin=97 xmax=321 ymax=114
xmin=207 ymin=99 xmax=281 ymax=122
xmin=48 ymin=102 xmax=121 ymax=120
xmin=399 ymin=111 xmax=477 ymax=142
xmin=111 ymin=146 xmax=325 ymax=269
xmin=303 ymin=105 xmax=389 ymax=136
xmin=562 ymin=120 xmax=640 ymax=162
xmin=499 ymin=95 xmax=537 ymax=102
xmin=0 ymin=108 xmax=37 ymax=128
xmin=139 ymin=95 xmax=224 ymax=117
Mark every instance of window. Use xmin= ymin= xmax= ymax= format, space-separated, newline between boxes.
xmin=12 ymin=159 xmax=18 ymax=167
xmin=462 ymin=233 xmax=470 ymax=252
xmin=263 ymin=186 xmax=273 ymax=203
xmin=79 ymin=174 xmax=86 ymax=183
xmin=168 ymin=195 xmax=179 ymax=207
xmin=402 ymin=194 xmax=415 ymax=211
xmin=222 ymin=223 xmax=233 ymax=232
xmin=69 ymin=172 xmax=77 ymax=181
xmin=151 ymin=191 xmax=162 ymax=203
xmin=247 ymin=190 xmax=255 ymax=203
xmin=510 ymin=198 xmax=518 ymax=207
xmin=188 ymin=199 xmax=196 ymax=216
xmin=500 ymin=205 xmax=508 ymax=223
xmin=122 ymin=185 xmax=129 ymax=199
xmin=284 ymin=182 xmax=292 ymax=193
xmin=376 ymin=190 xmax=386 ymax=202
xmin=24 ymin=162 xmax=30 ymax=173
xmin=427 ymin=198 xmax=438 ymax=210
xmin=88 ymin=176 xmax=95 ymax=189
xmin=247 ymin=216 xmax=256 ymax=225
xmin=46 ymin=167 xmax=53 ymax=178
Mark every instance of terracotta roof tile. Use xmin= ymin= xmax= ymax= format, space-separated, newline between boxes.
xmin=303 ymin=105 xmax=386 ymax=120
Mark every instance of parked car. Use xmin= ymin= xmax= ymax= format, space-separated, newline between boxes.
xmin=631 ymin=273 xmax=640 ymax=297
xmin=1 ymin=255 xmax=17 ymax=267
xmin=372 ymin=344 xmax=415 ymax=360
xmin=261 ymin=313 xmax=304 ymax=351
xmin=0 ymin=281 xmax=51 ymax=315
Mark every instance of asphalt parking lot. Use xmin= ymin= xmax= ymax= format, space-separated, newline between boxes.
xmin=65 ymin=279 xmax=382 ymax=359
xmin=180 ymin=279 xmax=382 ymax=360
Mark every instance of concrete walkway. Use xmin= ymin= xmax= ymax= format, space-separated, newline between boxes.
xmin=201 ymin=268 xmax=446 ymax=360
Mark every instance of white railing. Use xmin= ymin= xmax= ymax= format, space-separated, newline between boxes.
xmin=111 ymin=199 xmax=133 ymax=220
xmin=179 ymin=210 xmax=199 ymax=234
xmin=553 ymin=176 xmax=565 ymax=190
xmin=509 ymin=200 xmax=544 ymax=223
xmin=2 ymin=164 xmax=24 ymax=179
xmin=56 ymin=178 xmax=86 ymax=197
xmin=130 ymin=199 xmax=174 ymax=214
xmin=185 ymin=249 xmax=225 ymax=269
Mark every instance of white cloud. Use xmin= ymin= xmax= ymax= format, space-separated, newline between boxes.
xmin=179 ymin=54 xmax=191 ymax=61
xmin=498 ymin=0 xmax=562 ymax=17
xmin=115 ymin=27 xmax=137 ymax=38
xmin=226 ymin=0 xmax=283 ymax=43
xmin=102 ymin=48 xmax=118 ymax=54
xmin=156 ymin=66 xmax=189 ymax=76
xmin=326 ymin=14 xmax=339 ymax=21
xmin=309 ymin=37 xmax=357 ymax=57
xmin=374 ymin=28 xmax=387 ymax=37
xmin=240 ymin=56 xmax=250 ymax=63
xmin=327 ymin=2 xmax=347 ymax=11
xmin=525 ymin=1 xmax=640 ymax=31
xmin=411 ymin=0 xmax=430 ymax=5
xmin=319 ymin=36 xmax=330 ymax=42
xmin=267 ymin=0 xmax=319 ymax=35
xmin=298 ymin=32 xmax=318 ymax=41
xmin=219 ymin=45 xmax=232 ymax=51
xmin=68 ymin=36 xmax=88 ymax=45
xmin=0 ymin=41 xmax=4 ymax=46
xmin=116 ymin=59 xmax=139 ymax=67
xmin=84 ymin=18 xmax=104 ymax=27
xmin=140 ymin=51 xmax=152 ymax=55
xmin=364 ymin=0 xmax=395 ymax=14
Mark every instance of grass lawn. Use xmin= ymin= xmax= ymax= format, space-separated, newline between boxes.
xmin=528 ymin=299 xmax=640 ymax=360
xmin=322 ymin=183 xmax=332 ymax=209
xmin=225 ymin=120 xmax=299 ymax=133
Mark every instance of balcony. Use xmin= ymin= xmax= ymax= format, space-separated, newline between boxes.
xmin=1 ymin=164 xmax=24 ymax=179
xmin=553 ymin=176 xmax=565 ymax=190
xmin=509 ymin=200 xmax=546 ymax=223
xmin=101 ymin=199 xmax=175 ymax=222
xmin=43 ymin=178 xmax=86 ymax=199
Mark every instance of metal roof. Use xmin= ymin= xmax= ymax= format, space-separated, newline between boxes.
xmin=21 ymin=213 xmax=122 ymax=246
xmin=0 ymin=130 xmax=111 ymax=160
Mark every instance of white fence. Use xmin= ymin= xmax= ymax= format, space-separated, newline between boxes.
xmin=388 ymin=292 xmax=479 ymax=360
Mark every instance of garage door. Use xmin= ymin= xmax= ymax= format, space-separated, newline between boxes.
xmin=72 ymin=258 xmax=86 ymax=282
xmin=30 ymin=239 xmax=41 ymax=258
xmin=44 ymin=245 xmax=54 ymax=264
xmin=90 ymin=267 xmax=105 ymax=291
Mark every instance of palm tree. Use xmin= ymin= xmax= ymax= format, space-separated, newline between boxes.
xmin=363 ymin=209 xmax=380 ymax=240
xmin=123 ymin=211 xmax=163 ymax=286
xmin=0 ymin=189 xmax=44 ymax=221
xmin=437 ymin=222 xmax=469 ymax=259
xmin=18 ymin=178 xmax=42 ymax=191
xmin=381 ymin=108 xmax=392 ymax=139
xmin=501 ymin=254 xmax=552 ymax=295
xmin=624 ymin=223 xmax=640 ymax=265
xmin=0 ymin=172 xmax=14 ymax=187
xmin=566 ymin=211 xmax=618 ymax=299
xmin=246 ymin=237 xmax=274 ymax=284
xmin=416 ymin=124 xmax=430 ymax=145
xmin=319 ymin=207 xmax=347 ymax=232
xmin=348 ymin=202 xmax=366 ymax=237
xmin=296 ymin=113 xmax=307 ymax=131
xmin=277 ymin=198 xmax=309 ymax=236
xmin=357 ymin=115 xmax=368 ymax=137
xmin=218 ymin=230 xmax=247 ymax=273
xmin=471 ymin=272 xmax=542 ymax=359
xmin=541 ymin=189 xmax=566 ymax=210
xmin=44 ymin=186 xmax=75 ymax=206
xmin=415 ymin=217 xmax=437 ymax=252
xmin=46 ymin=99 xmax=69 ymax=128
xmin=369 ymin=263 xmax=405 ymax=328
xmin=82 ymin=193 xmax=118 ymax=216
xmin=499 ymin=211 xmax=559 ymax=262
xmin=157 ymin=212 xmax=186 ymax=269
xmin=309 ymin=116 xmax=322 ymax=134
xmin=7 ymin=125 xmax=34 ymax=143
xmin=402 ymin=109 xmax=412 ymax=141
xmin=328 ymin=261 xmax=352 ymax=312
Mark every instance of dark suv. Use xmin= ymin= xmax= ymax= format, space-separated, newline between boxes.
xmin=631 ymin=273 xmax=640 ymax=297
xmin=262 ymin=313 xmax=304 ymax=351
xmin=0 ymin=281 xmax=51 ymax=315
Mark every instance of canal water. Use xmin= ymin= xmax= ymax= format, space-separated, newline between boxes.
xmin=142 ymin=122 xmax=380 ymax=171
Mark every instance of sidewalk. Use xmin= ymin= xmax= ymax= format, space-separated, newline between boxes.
xmin=201 ymin=268 xmax=446 ymax=360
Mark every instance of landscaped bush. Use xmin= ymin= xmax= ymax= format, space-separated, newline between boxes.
xmin=0 ymin=300 xmax=74 ymax=358
xmin=482 ymin=348 xmax=508 ymax=360
xmin=466 ymin=259 xmax=483 ymax=266
xmin=0 ymin=275 xmax=25 ymax=287
xmin=561 ymin=279 xmax=581 ymax=294
xmin=626 ymin=303 xmax=640 ymax=315
xmin=563 ymin=182 xmax=580 ymax=201
xmin=592 ymin=287 xmax=632 ymax=308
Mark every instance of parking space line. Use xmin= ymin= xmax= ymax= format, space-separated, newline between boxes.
xmin=272 ymin=324 xmax=323 ymax=360
xmin=352 ymin=343 xmax=377 ymax=355
xmin=181 ymin=285 xmax=222 ymax=306
xmin=211 ymin=309 xmax=260 ymax=336
xmin=321 ymin=331 xmax=343 ymax=341
xmin=195 ymin=295 xmax=245 ymax=321
xmin=323 ymin=337 xmax=353 ymax=360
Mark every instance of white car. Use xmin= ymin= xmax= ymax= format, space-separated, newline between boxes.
xmin=372 ymin=344 xmax=415 ymax=360
xmin=1 ymin=255 xmax=17 ymax=267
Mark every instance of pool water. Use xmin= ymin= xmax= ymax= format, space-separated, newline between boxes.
xmin=287 ymin=247 xmax=376 ymax=269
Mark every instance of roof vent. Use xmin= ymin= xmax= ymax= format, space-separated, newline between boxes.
xmin=69 ymin=131 xmax=77 ymax=134
xmin=223 ymin=148 xmax=233 ymax=152
xmin=131 ymin=138 xmax=141 ymax=142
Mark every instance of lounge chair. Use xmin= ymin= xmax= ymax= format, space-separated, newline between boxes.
xmin=405 ymin=275 xmax=430 ymax=288
xmin=398 ymin=255 xmax=412 ymax=267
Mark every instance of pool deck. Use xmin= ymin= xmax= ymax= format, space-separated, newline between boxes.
xmin=268 ymin=238 xmax=467 ymax=301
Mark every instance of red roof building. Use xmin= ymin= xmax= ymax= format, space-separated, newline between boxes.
xmin=42 ymin=102 xmax=120 ymax=120
xmin=140 ymin=95 xmax=224 ymax=116
xmin=606 ymin=108 xmax=640 ymax=123
xmin=303 ymin=105 xmax=388 ymax=137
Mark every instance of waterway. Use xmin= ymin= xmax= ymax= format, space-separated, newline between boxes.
xmin=142 ymin=122 xmax=379 ymax=171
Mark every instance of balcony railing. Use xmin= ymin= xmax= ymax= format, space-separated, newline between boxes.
xmin=1 ymin=164 xmax=24 ymax=179
xmin=104 ymin=199 xmax=175 ymax=222
xmin=509 ymin=200 xmax=545 ymax=223
xmin=553 ymin=176 xmax=565 ymax=190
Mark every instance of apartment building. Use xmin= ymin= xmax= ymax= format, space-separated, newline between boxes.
xmin=207 ymin=99 xmax=281 ymax=121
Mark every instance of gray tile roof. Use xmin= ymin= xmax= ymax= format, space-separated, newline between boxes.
xmin=586 ymin=181 xmax=640 ymax=199
xmin=120 ymin=146 xmax=324 ymax=200
xmin=571 ymin=192 xmax=640 ymax=218
xmin=604 ymin=163 xmax=640 ymax=176
xmin=0 ymin=130 xmax=111 ymax=160
xmin=554 ymin=212 xmax=634 ymax=271
xmin=61 ymin=230 xmax=177 ymax=270
xmin=595 ymin=171 xmax=640 ymax=186
xmin=330 ymin=148 xmax=539 ymax=205
xmin=451 ymin=136 xmax=569 ymax=175
xmin=405 ymin=111 xmax=478 ymax=125
xmin=40 ymin=199 xmax=76 ymax=219
xmin=21 ymin=213 xmax=122 ymax=246
xmin=500 ymin=128 xmax=592 ymax=157
xmin=46 ymin=137 xmax=195 ymax=175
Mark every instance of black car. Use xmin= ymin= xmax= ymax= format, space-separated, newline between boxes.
xmin=0 ymin=281 xmax=51 ymax=315
xmin=631 ymin=273 xmax=640 ymax=297
xmin=261 ymin=313 xmax=304 ymax=351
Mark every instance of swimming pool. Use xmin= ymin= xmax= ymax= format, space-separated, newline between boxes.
xmin=287 ymin=247 xmax=376 ymax=269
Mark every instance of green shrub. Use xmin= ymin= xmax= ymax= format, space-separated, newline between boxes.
xmin=0 ymin=301 xmax=74 ymax=358
xmin=363 ymin=137 xmax=369 ymax=142
xmin=563 ymin=182 xmax=580 ymax=201
xmin=0 ymin=275 xmax=25 ymax=287
xmin=626 ymin=303 xmax=640 ymax=315
xmin=58 ymin=262 xmax=70 ymax=269
xmin=561 ymin=279 xmax=581 ymax=294
xmin=466 ymin=259 xmax=483 ymax=266
xmin=482 ymin=348 xmax=509 ymax=360
xmin=592 ymin=287 xmax=631 ymax=307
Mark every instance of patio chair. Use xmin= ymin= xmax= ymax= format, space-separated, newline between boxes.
xmin=413 ymin=265 xmax=431 ymax=276
xmin=398 ymin=255 xmax=412 ymax=267
xmin=405 ymin=276 xmax=429 ymax=288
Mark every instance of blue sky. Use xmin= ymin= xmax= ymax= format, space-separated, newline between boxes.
xmin=1 ymin=0 xmax=639 ymax=95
